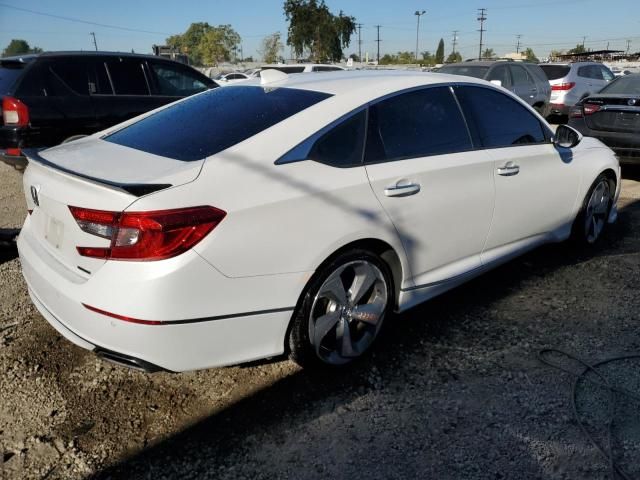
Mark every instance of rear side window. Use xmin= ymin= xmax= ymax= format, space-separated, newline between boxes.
xmin=50 ymin=59 xmax=90 ymax=95
xmin=105 ymin=58 xmax=149 ymax=95
xmin=105 ymin=86 xmax=332 ymax=161
xmin=308 ymin=110 xmax=366 ymax=167
xmin=578 ymin=65 xmax=603 ymax=80
xmin=455 ymin=86 xmax=546 ymax=148
xmin=365 ymin=86 xmax=472 ymax=163
xmin=149 ymin=62 xmax=210 ymax=96
xmin=540 ymin=65 xmax=570 ymax=80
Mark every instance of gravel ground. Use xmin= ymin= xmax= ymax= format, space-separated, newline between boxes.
xmin=1 ymin=162 xmax=640 ymax=480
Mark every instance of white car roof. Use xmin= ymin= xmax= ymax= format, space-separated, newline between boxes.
xmin=233 ymin=69 xmax=488 ymax=101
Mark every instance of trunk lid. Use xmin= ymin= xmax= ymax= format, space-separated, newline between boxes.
xmin=22 ymin=138 xmax=203 ymax=275
xmin=583 ymin=94 xmax=640 ymax=133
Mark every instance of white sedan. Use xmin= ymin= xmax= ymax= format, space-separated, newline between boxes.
xmin=18 ymin=70 xmax=620 ymax=372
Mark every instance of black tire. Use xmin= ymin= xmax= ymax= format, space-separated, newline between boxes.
xmin=571 ymin=173 xmax=615 ymax=245
xmin=288 ymin=249 xmax=394 ymax=369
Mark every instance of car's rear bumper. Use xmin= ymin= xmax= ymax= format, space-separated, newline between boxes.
xmin=17 ymin=216 xmax=306 ymax=372
xmin=549 ymin=102 xmax=570 ymax=115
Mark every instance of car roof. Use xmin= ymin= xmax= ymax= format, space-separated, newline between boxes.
xmin=4 ymin=51 xmax=175 ymax=62
xmin=542 ymin=62 xmax=604 ymax=66
xmin=234 ymin=69 xmax=488 ymax=98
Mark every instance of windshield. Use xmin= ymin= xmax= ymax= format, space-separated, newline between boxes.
xmin=437 ymin=66 xmax=490 ymax=79
xmin=105 ymin=86 xmax=332 ymax=161
xmin=599 ymin=75 xmax=640 ymax=95
xmin=540 ymin=65 xmax=570 ymax=80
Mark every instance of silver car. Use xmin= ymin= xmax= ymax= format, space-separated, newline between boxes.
xmin=437 ymin=61 xmax=552 ymax=116
xmin=540 ymin=62 xmax=615 ymax=116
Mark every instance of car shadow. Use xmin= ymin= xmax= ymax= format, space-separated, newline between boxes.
xmin=90 ymin=198 xmax=640 ymax=479
xmin=0 ymin=228 xmax=20 ymax=265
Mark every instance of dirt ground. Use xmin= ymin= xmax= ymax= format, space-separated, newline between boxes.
xmin=1 ymin=161 xmax=640 ymax=480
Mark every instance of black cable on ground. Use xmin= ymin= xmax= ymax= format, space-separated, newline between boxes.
xmin=538 ymin=349 xmax=640 ymax=480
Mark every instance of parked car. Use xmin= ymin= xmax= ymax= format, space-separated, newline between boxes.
xmin=437 ymin=61 xmax=551 ymax=116
xmin=216 ymin=71 xmax=251 ymax=84
xmin=0 ymin=51 xmax=218 ymax=169
xmin=568 ymin=73 xmax=640 ymax=163
xmin=539 ymin=62 xmax=614 ymax=116
xmin=18 ymin=71 xmax=619 ymax=372
xmin=259 ymin=63 xmax=346 ymax=75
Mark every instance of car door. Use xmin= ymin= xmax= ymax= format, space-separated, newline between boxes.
xmin=509 ymin=64 xmax=537 ymax=106
xmin=454 ymin=85 xmax=581 ymax=264
xmin=364 ymin=86 xmax=495 ymax=287
xmin=90 ymin=56 xmax=163 ymax=129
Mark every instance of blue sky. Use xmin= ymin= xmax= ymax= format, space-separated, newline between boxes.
xmin=1 ymin=0 xmax=638 ymax=61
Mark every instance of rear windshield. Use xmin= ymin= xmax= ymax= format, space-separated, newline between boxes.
xmin=437 ymin=66 xmax=489 ymax=79
xmin=599 ymin=75 xmax=640 ymax=95
xmin=539 ymin=65 xmax=570 ymax=80
xmin=105 ymin=86 xmax=332 ymax=161
xmin=0 ymin=62 xmax=27 ymax=95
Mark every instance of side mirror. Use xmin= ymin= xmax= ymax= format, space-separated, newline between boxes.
xmin=553 ymin=124 xmax=582 ymax=148
xmin=490 ymin=79 xmax=502 ymax=87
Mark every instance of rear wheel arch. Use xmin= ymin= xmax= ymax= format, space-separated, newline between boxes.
xmin=284 ymin=238 xmax=405 ymax=354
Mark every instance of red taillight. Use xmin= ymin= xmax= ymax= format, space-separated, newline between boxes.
xmin=82 ymin=303 xmax=164 ymax=325
xmin=2 ymin=96 xmax=30 ymax=126
xmin=6 ymin=147 xmax=21 ymax=156
xmin=582 ymin=103 xmax=601 ymax=116
xmin=551 ymin=82 xmax=576 ymax=91
xmin=69 ymin=206 xmax=226 ymax=261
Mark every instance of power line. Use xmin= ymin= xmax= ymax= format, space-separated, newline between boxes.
xmin=477 ymin=8 xmax=487 ymax=60
xmin=0 ymin=2 xmax=171 ymax=35
xmin=375 ymin=25 xmax=382 ymax=63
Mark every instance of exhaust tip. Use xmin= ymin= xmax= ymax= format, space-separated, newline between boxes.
xmin=94 ymin=349 xmax=165 ymax=373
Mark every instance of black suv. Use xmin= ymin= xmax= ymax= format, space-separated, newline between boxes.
xmin=0 ymin=51 xmax=218 ymax=168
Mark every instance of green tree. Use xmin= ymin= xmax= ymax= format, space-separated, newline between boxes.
xmin=284 ymin=0 xmax=356 ymax=62
xmin=349 ymin=53 xmax=360 ymax=62
xmin=482 ymin=48 xmax=495 ymax=59
xmin=445 ymin=51 xmax=462 ymax=63
xmin=260 ymin=32 xmax=284 ymax=63
xmin=166 ymin=23 xmax=240 ymax=65
xmin=199 ymin=25 xmax=241 ymax=65
xmin=524 ymin=47 xmax=539 ymax=62
xmin=568 ymin=43 xmax=587 ymax=55
xmin=2 ymin=39 xmax=42 ymax=57
xmin=421 ymin=51 xmax=435 ymax=65
xmin=435 ymin=38 xmax=445 ymax=64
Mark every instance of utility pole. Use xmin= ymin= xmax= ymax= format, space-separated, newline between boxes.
xmin=452 ymin=30 xmax=459 ymax=55
xmin=477 ymin=8 xmax=487 ymax=60
xmin=90 ymin=32 xmax=98 ymax=51
xmin=414 ymin=10 xmax=426 ymax=62
xmin=582 ymin=36 xmax=586 ymax=48
xmin=375 ymin=25 xmax=381 ymax=63
xmin=516 ymin=34 xmax=522 ymax=54
xmin=626 ymin=39 xmax=631 ymax=54
xmin=357 ymin=23 xmax=363 ymax=61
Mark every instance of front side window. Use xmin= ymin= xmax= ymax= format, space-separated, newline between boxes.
xmin=105 ymin=86 xmax=332 ymax=161
xmin=105 ymin=58 xmax=149 ymax=95
xmin=150 ymin=62 xmax=210 ymax=96
xmin=365 ymin=86 xmax=472 ymax=163
xmin=600 ymin=66 xmax=614 ymax=81
xmin=455 ymin=86 xmax=546 ymax=148
xmin=487 ymin=65 xmax=511 ymax=88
